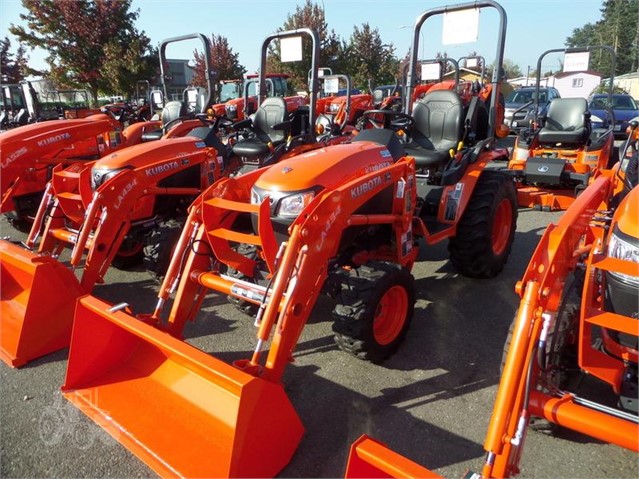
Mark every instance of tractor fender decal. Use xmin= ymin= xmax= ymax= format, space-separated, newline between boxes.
xmin=2 ymin=147 xmax=28 ymax=168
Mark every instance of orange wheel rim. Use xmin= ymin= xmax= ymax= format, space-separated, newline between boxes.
xmin=492 ymin=198 xmax=512 ymax=256
xmin=373 ymin=285 xmax=408 ymax=345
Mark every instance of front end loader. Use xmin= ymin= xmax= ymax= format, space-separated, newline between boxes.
xmin=59 ymin=2 xmax=517 ymax=477
xmin=0 ymin=117 xmax=232 ymax=368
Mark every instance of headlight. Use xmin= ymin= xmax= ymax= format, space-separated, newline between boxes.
xmin=607 ymin=225 xmax=639 ymax=286
xmin=225 ymin=104 xmax=237 ymax=120
xmin=91 ymin=167 xmax=125 ymax=190
xmin=276 ymin=191 xmax=315 ymax=217
xmin=328 ymin=102 xmax=341 ymax=113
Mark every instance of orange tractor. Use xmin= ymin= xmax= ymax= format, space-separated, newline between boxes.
xmin=0 ymin=28 xmax=331 ymax=369
xmin=0 ymin=33 xmax=225 ymax=231
xmin=59 ymin=3 xmax=516 ymax=478
xmin=210 ymin=73 xmax=306 ymax=121
xmin=345 ymin=116 xmax=639 ymax=479
xmin=506 ymin=46 xmax=617 ymax=211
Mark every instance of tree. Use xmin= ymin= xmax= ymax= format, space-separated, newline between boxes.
xmin=266 ymin=0 xmax=343 ymax=91
xmin=10 ymin=0 xmax=155 ymax=105
xmin=343 ymin=23 xmax=399 ymax=91
xmin=566 ymin=0 xmax=638 ymax=75
xmin=0 ymin=37 xmax=29 ymax=83
xmin=191 ymin=34 xmax=246 ymax=90
xmin=500 ymin=59 xmax=522 ymax=80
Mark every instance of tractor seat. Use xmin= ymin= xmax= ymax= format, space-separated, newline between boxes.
xmin=232 ymin=97 xmax=289 ymax=159
xmin=403 ymin=89 xmax=464 ymax=168
xmin=141 ymin=100 xmax=186 ymax=142
xmin=537 ymin=98 xmax=590 ymax=145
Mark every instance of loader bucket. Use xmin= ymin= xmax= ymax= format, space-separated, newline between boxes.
xmin=62 ymin=295 xmax=304 ymax=478
xmin=0 ymin=241 xmax=84 ymax=367
xmin=345 ymin=435 xmax=441 ymax=479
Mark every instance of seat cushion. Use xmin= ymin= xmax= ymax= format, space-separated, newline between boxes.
xmin=232 ymin=138 xmax=271 ymax=158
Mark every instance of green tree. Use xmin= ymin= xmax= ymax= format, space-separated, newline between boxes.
xmin=191 ymin=34 xmax=246 ymax=90
xmin=10 ymin=0 xmax=155 ymax=105
xmin=566 ymin=0 xmax=638 ymax=75
xmin=0 ymin=37 xmax=29 ymax=83
xmin=343 ymin=23 xmax=399 ymax=91
xmin=266 ymin=0 xmax=343 ymax=91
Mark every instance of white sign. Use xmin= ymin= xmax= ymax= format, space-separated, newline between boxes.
xmin=324 ymin=77 xmax=339 ymax=94
xmin=563 ymin=52 xmax=590 ymax=72
xmin=281 ymin=36 xmax=303 ymax=63
xmin=421 ymin=62 xmax=441 ymax=81
xmin=466 ymin=57 xmax=478 ymax=68
xmin=442 ymin=8 xmax=479 ymax=45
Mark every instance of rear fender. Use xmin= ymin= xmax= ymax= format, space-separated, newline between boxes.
xmin=437 ymin=147 xmax=508 ymax=225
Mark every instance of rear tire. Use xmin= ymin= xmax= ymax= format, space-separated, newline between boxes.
xmin=112 ymin=240 xmax=144 ymax=269
xmin=332 ymin=262 xmax=415 ymax=363
xmin=226 ymin=244 xmax=260 ymax=316
xmin=448 ymin=170 xmax=517 ymax=278
xmin=143 ymin=220 xmax=183 ymax=283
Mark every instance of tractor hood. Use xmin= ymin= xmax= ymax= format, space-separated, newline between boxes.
xmin=93 ymin=136 xmax=210 ymax=171
xmin=0 ymin=114 xmax=116 ymax=165
xmin=253 ymin=140 xmax=396 ymax=194
xmin=613 ymin=186 xmax=639 ymax=240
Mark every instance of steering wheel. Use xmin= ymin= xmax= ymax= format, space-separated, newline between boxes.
xmin=361 ymin=109 xmax=414 ymax=131
xmin=101 ymin=104 xmax=128 ymax=123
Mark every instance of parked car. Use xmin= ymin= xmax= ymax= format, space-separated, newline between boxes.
xmin=588 ymin=93 xmax=639 ymax=139
xmin=504 ymin=86 xmax=561 ymax=133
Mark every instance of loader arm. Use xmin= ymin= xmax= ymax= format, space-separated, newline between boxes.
xmin=481 ymin=173 xmax=620 ymax=477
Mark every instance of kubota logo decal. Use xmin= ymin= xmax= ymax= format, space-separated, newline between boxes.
xmin=113 ymin=178 xmax=137 ymax=209
xmin=37 ymin=132 xmax=71 ymax=148
xmin=350 ymin=173 xmax=391 ymax=199
xmin=1 ymin=146 xmax=28 ymax=168
xmin=145 ymin=161 xmax=179 ymax=177
xmin=364 ymin=161 xmax=392 ymax=174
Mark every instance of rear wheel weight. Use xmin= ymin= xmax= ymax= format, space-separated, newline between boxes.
xmin=448 ymin=170 xmax=518 ymax=278
xmin=332 ymin=262 xmax=415 ymax=363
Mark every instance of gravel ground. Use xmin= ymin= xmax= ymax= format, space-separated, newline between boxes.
xmin=1 ymin=186 xmax=637 ymax=478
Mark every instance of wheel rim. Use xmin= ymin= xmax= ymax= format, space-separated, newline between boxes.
xmin=492 ymin=198 xmax=513 ymax=256
xmin=117 ymin=241 xmax=143 ymax=257
xmin=373 ymin=285 xmax=408 ymax=345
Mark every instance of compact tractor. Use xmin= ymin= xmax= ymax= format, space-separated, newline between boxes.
xmin=0 ymin=32 xmax=224 ymax=232
xmin=506 ymin=46 xmax=618 ymax=211
xmin=59 ymin=2 xmax=516 ymax=478
xmin=345 ymin=117 xmax=639 ymax=479
xmin=0 ymin=28 xmax=332 ymax=369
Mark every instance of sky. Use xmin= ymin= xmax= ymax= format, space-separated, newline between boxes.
xmin=1 ymin=0 xmax=605 ymax=79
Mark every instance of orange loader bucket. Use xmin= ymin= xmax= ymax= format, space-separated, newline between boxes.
xmin=0 ymin=240 xmax=85 ymax=367
xmin=62 ymin=295 xmax=304 ymax=478
xmin=345 ymin=435 xmax=442 ymax=478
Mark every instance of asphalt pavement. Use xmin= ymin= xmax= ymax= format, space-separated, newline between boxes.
xmin=0 ymin=198 xmax=637 ymax=478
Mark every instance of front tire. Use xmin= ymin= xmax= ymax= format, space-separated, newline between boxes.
xmin=448 ymin=170 xmax=517 ymax=278
xmin=143 ymin=220 xmax=183 ymax=282
xmin=332 ymin=262 xmax=415 ymax=363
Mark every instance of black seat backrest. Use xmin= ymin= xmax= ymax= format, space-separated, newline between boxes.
xmin=187 ymin=126 xmax=227 ymax=152
xmin=411 ymin=89 xmax=464 ymax=153
xmin=253 ymin=96 xmax=288 ymax=144
xmin=352 ymin=128 xmax=404 ymax=162
xmin=161 ymin=100 xmax=187 ymax=126
xmin=538 ymin=98 xmax=590 ymax=145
